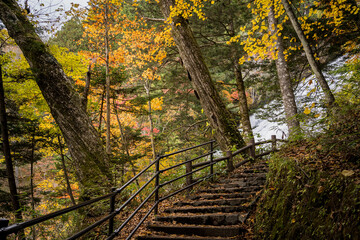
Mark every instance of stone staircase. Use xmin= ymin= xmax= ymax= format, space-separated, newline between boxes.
xmin=137 ymin=161 xmax=268 ymax=240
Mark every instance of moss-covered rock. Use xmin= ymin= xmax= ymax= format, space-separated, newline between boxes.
xmin=255 ymin=153 xmax=360 ymax=239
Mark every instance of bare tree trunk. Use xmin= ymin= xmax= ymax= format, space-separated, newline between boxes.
xmin=159 ymin=0 xmax=245 ymax=151
xmin=30 ymin=131 xmax=36 ymax=240
xmin=0 ymin=61 xmax=23 ymax=230
xmin=98 ymin=87 xmax=105 ymax=132
xmin=113 ymin=101 xmax=141 ymax=189
xmin=281 ymin=0 xmax=335 ymax=106
xmin=105 ymin=1 xmax=111 ymax=155
xmin=82 ymin=64 xmax=91 ymax=112
xmin=231 ymin=50 xmax=253 ymax=143
xmin=268 ymin=4 xmax=300 ymax=136
xmin=144 ymin=79 xmax=156 ymax=161
xmin=0 ymin=0 xmax=112 ymax=190
xmin=58 ymin=135 xmax=76 ymax=205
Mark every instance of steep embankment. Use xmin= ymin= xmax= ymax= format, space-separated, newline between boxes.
xmin=255 ymin=107 xmax=360 ymax=239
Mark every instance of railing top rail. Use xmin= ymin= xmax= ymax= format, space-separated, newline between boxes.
xmin=159 ymin=140 xmax=215 ymax=159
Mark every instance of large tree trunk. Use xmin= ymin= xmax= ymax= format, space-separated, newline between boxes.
xmin=159 ymin=0 xmax=245 ymax=151
xmin=281 ymin=0 xmax=335 ymax=106
xmin=268 ymin=4 xmax=300 ymax=136
xmin=0 ymin=0 xmax=112 ymax=190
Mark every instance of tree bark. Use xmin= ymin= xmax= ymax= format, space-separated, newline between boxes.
xmin=281 ymin=0 xmax=335 ymax=106
xmin=113 ymin=101 xmax=141 ymax=189
xmin=105 ymin=1 xmax=111 ymax=155
xmin=268 ymin=4 xmax=300 ymax=136
xmin=0 ymin=61 xmax=23 ymax=226
xmin=82 ymin=64 xmax=91 ymax=112
xmin=158 ymin=0 xmax=245 ymax=151
xmin=231 ymin=47 xmax=253 ymax=143
xmin=58 ymin=135 xmax=76 ymax=205
xmin=98 ymin=87 xmax=105 ymax=132
xmin=144 ymin=79 xmax=156 ymax=161
xmin=30 ymin=131 xmax=36 ymax=240
xmin=0 ymin=0 xmax=112 ymax=189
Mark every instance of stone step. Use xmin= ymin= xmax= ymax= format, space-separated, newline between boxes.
xmin=137 ymin=234 xmax=239 ymax=240
xmin=155 ymin=213 xmax=247 ymax=225
xmin=231 ymin=172 xmax=267 ymax=178
xmin=242 ymin=168 xmax=267 ymax=173
xmin=188 ymin=191 xmax=256 ymax=200
xmin=199 ymin=185 xmax=263 ymax=194
xmin=210 ymin=181 xmax=264 ymax=189
xmin=218 ymin=175 xmax=266 ymax=183
xmin=164 ymin=205 xmax=248 ymax=214
xmin=174 ymin=197 xmax=249 ymax=207
xmin=146 ymin=224 xmax=246 ymax=237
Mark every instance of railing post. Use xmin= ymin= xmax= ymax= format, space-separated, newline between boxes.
xmin=0 ymin=218 xmax=9 ymax=239
xmin=210 ymin=141 xmax=214 ymax=180
xmin=185 ymin=158 xmax=193 ymax=191
xmin=108 ymin=187 xmax=116 ymax=236
xmin=226 ymin=151 xmax=235 ymax=172
xmin=154 ymin=156 xmax=160 ymax=215
xmin=250 ymin=139 xmax=256 ymax=159
xmin=271 ymin=135 xmax=277 ymax=151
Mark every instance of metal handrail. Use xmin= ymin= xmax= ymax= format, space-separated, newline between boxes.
xmin=0 ymin=136 xmax=284 ymax=240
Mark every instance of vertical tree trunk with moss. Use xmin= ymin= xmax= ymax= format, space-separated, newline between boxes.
xmin=281 ymin=0 xmax=335 ymax=106
xmin=159 ymin=0 xmax=245 ymax=151
xmin=0 ymin=0 xmax=112 ymax=191
xmin=268 ymin=4 xmax=300 ymax=136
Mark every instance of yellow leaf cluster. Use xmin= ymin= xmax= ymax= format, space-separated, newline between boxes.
xmin=168 ymin=0 xmax=211 ymax=22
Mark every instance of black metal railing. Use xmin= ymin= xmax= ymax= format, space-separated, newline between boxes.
xmin=0 ymin=135 xmax=285 ymax=240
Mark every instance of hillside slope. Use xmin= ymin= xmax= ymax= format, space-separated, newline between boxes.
xmin=255 ymin=106 xmax=360 ymax=239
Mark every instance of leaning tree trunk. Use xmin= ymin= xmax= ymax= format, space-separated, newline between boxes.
xmin=0 ymin=0 xmax=112 ymax=191
xmin=268 ymin=4 xmax=300 ymax=136
xmin=159 ymin=0 xmax=245 ymax=151
xmin=281 ymin=0 xmax=335 ymax=106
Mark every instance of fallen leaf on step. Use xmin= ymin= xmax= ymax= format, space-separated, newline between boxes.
xmin=341 ymin=170 xmax=354 ymax=177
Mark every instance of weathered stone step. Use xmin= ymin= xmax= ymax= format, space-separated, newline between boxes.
xmin=189 ymin=191 xmax=256 ymax=200
xmin=155 ymin=213 xmax=247 ymax=225
xmin=137 ymin=234 xmax=237 ymax=240
xmin=174 ymin=197 xmax=249 ymax=207
xmin=210 ymin=181 xmax=264 ymax=188
xmin=242 ymin=168 xmax=267 ymax=173
xmin=199 ymin=185 xmax=262 ymax=194
xmin=218 ymin=175 xmax=266 ymax=183
xmin=146 ymin=224 xmax=246 ymax=237
xmin=231 ymin=172 xmax=267 ymax=178
xmin=164 ymin=205 xmax=248 ymax=214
